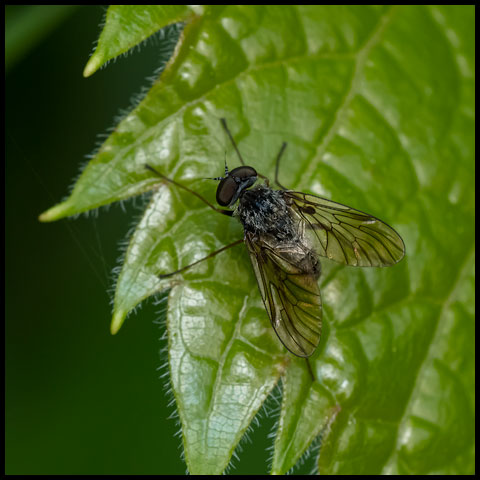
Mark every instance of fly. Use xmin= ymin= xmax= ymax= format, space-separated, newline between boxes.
xmin=145 ymin=119 xmax=405 ymax=358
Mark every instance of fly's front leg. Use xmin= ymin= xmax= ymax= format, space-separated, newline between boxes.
xmin=145 ymin=164 xmax=232 ymax=216
xmin=220 ymin=118 xmax=270 ymax=182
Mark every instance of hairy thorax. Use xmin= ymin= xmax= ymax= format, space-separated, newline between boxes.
xmin=235 ymin=184 xmax=297 ymax=241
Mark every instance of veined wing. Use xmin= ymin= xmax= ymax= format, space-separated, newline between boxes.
xmin=245 ymin=233 xmax=322 ymax=357
xmin=286 ymin=191 xmax=405 ymax=267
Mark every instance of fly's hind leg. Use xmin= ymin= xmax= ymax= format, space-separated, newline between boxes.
xmin=306 ymin=358 xmax=317 ymax=382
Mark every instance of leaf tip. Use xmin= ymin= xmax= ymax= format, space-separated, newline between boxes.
xmin=38 ymin=201 xmax=73 ymax=222
xmin=110 ymin=310 xmax=127 ymax=335
xmin=83 ymin=55 xmax=102 ymax=78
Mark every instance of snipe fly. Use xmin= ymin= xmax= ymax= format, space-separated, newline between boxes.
xmin=145 ymin=119 xmax=405 ymax=358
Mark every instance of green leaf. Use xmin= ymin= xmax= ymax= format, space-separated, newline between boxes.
xmin=83 ymin=5 xmax=197 ymax=77
xmin=40 ymin=5 xmax=475 ymax=475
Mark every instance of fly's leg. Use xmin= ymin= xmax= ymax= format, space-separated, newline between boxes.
xmin=220 ymin=118 xmax=270 ymax=182
xmin=145 ymin=164 xmax=233 ymax=217
xmin=145 ymin=163 xmax=240 ymax=277
xmin=220 ymin=118 xmax=289 ymax=189
xmin=158 ymin=239 xmax=243 ymax=279
xmin=220 ymin=118 xmax=246 ymax=167
xmin=274 ymin=142 xmax=288 ymax=190
xmin=306 ymin=358 xmax=316 ymax=382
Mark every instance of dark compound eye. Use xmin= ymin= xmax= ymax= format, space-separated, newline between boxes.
xmin=216 ymin=176 xmax=238 ymax=206
xmin=216 ymin=166 xmax=257 ymax=206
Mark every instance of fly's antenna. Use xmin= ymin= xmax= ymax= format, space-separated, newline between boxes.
xmin=220 ymin=118 xmax=268 ymax=181
xmin=224 ymin=150 xmax=229 ymax=176
xmin=205 ymin=175 xmax=225 ymax=181
xmin=204 ymin=150 xmax=229 ymax=181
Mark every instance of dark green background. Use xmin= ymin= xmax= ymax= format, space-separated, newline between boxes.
xmin=5 ymin=5 xmax=277 ymax=475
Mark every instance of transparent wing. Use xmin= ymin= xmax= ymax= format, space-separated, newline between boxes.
xmin=245 ymin=234 xmax=322 ymax=357
xmin=285 ymin=191 xmax=405 ymax=267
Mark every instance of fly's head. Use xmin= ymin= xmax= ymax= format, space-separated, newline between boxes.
xmin=215 ymin=165 xmax=258 ymax=207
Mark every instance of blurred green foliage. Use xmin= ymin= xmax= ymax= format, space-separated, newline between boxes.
xmin=5 ymin=5 xmax=77 ymax=71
